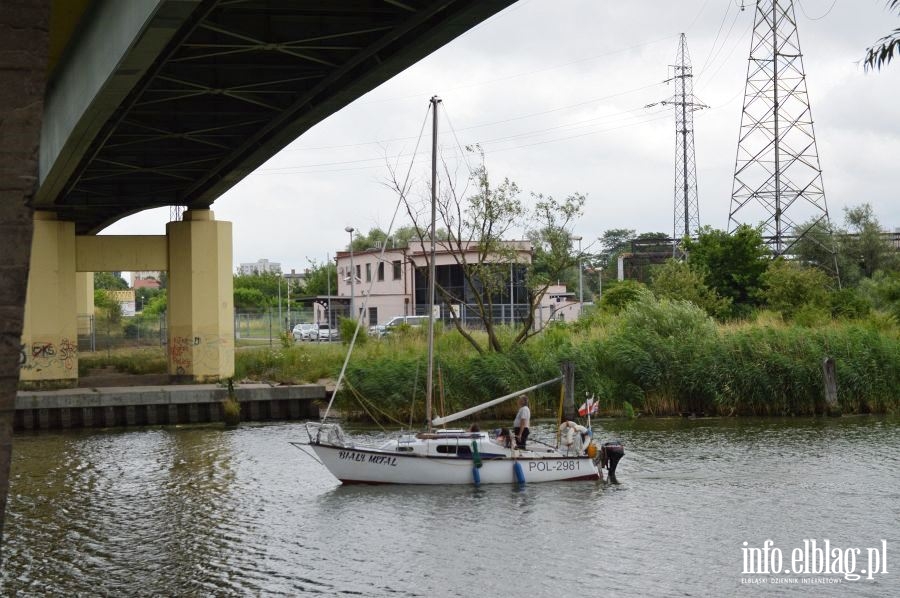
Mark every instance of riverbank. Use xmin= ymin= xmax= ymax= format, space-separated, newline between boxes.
xmin=76 ymin=297 xmax=900 ymax=421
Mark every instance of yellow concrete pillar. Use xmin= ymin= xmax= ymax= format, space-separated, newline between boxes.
xmin=76 ymin=271 xmax=94 ymax=337
xmin=20 ymin=212 xmax=78 ymax=385
xmin=166 ymin=209 xmax=234 ymax=381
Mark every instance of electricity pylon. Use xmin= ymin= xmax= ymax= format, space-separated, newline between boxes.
xmin=729 ymin=0 xmax=833 ymax=259
xmin=647 ymin=33 xmax=707 ymax=254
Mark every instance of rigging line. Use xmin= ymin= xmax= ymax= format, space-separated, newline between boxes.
xmin=439 ymin=103 xmax=475 ymax=206
xmin=321 ymin=102 xmax=432 ymax=423
xmin=696 ymin=0 xmax=735 ymax=78
xmin=441 ymin=103 xmax=476 ymax=177
xmin=281 ymin=82 xmax=665 ymax=153
xmin=796 ymin=0 xmax=838 ymax=21
xmin=345 ymin=378 xmax=407 ymax=429
xmin=356 ymin=35 xmax=678 ymax=107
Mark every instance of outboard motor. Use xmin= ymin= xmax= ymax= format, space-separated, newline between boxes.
xmin=600 ymin=441 xmax=625 ymax=484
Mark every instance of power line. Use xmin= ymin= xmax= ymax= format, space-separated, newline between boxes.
xmin=281 ymin=81 xmax=665 ymax=153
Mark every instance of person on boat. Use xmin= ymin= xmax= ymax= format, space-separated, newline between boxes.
xmin=513 ymin=395 xmax=530 ymax=449
xmin=495 ymin=427 xmax=511 ymax=448
xmin=468 ymin=423 xmax=480 ymax=432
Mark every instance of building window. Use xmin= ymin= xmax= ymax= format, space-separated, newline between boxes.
xmin=355 ymin=264 xmax=360 ymax=281
xmin=377 ymin=262 xmax=384 ymax=281
xmin=392 ymin=260 xmax=402 ymax=280
xmin=368 ymin=306 xmax=377 ymax=326
xmin=365 ymin=263 xmax=372 ymax=282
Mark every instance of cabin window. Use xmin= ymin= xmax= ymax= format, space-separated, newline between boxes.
xmin=435 ymin=444 xmax=472 ymax=456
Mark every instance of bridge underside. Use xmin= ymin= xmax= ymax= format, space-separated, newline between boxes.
xmin=38 ymin=0 xmax=515 ymax=234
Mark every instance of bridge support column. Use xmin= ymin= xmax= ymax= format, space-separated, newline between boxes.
xmin=20 ymin=212 xmax=78 ymax=386
xmin=166 ymin=210 xmax=234 ymax=382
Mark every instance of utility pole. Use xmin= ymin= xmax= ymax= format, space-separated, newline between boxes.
xmin=345 ymin=226 xmax=355 ymax=321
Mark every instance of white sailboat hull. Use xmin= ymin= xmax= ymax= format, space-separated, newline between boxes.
xmin=308 ymin=443 xmax=601 ymax=485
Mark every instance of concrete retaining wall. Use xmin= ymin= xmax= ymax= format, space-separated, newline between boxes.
xmin=15 ymin=383 xmax=324 ymax=430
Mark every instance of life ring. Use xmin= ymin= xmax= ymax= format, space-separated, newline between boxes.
xmin=558 ymin=421 xmax=588 ymax=448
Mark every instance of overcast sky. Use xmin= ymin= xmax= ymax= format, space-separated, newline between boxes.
xmin=104 ymin=0 xmax=900 ymax=273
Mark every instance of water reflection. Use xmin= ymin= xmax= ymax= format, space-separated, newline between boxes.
xmin=2 ymin=417 xmax=899 ymax=596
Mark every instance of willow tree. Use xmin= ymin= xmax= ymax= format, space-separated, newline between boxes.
xmin=390 ymin=148 xmax=585 ymax=353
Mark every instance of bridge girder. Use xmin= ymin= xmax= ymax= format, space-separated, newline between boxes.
xmin=38 ymin=0 xmax=515 ymax=234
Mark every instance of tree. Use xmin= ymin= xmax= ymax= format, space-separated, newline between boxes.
xmin=864 ymin=0 xmax=900 ymax=71
xmin=843 ymin=204 xmax=896 ymax=278
xmin=598 ymin=228 xmax=636 ymax=260
xmin=233 ymin=271 xmax=281 ymax=299
xmin=233 ymin=287 xmax=267 ymax=309
xmin=649 ymin=259 xmax=731 ymax=319
xmin=391 ymin=146 xmax=584 ymax=353
xmin=599 ymin=280 xmax=650 ymax=313
xmin=94 ymin=271 xmax=128 ymax=290
xmin=141 ymin=292 xmax=167 ymax=316
xmin=683 ymin=225 xmax=770 ymax=314
xmin=134 ymin=287 xmax=162 ymax=312
xmin=301 ymin=259 xmax=337 ymax=296
xmin=759 ymin=259 xmax=830 ymax=320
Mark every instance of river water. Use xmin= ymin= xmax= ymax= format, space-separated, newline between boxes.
xmin=1 ymin=416 xmax=898 ymax=597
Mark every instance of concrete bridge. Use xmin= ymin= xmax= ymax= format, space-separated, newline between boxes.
xmin=15 ymin=0 xmax=516 ymax=386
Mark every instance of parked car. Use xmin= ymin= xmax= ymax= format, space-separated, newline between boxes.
xmin=371 ymin=315 xmax=429 ymax=337
xmin=316 ymin=323 xmax=340 ymax=342
xmin=292 ymin=323 xmax=317 ymax=342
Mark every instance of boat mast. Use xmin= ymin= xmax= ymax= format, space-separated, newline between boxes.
xmin=426 ymin=95 xmax=440 ymax=432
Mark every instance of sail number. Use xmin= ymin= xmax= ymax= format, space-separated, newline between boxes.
xmin=528 ymin=460 xmax=580 ymax=472
xmin=338 ymin=450 xmax=398 ymax=467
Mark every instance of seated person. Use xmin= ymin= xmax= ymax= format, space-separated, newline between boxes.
xmin=495 ymin=427 xmax=511 ymax=448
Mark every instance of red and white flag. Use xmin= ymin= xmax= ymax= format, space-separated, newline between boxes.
xmin=578 ymin=397 xmax=599 ymax=416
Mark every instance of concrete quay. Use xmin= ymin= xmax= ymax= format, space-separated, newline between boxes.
xmin=14 ymin=383 xmax=325 ymax=430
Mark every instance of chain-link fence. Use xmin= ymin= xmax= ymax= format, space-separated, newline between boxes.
xmin=78 ymin=313 xmax=168 ymax=353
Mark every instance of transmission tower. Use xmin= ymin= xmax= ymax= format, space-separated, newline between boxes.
xmin=729 ymin=0 xmax=832 ymax=257
xmin=647 ymin=34 xmax=707 ymax=253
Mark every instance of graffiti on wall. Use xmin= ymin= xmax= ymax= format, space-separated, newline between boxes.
xmin=21 ymin=338 xmax=77 ymax=372
xmin=169 ymin=335 xmax=231 ymax=375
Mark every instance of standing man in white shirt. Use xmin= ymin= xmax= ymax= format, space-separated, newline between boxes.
xmin=513 ymin=395 xmax=531 ymax=449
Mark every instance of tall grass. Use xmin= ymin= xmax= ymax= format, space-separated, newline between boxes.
xmin=107 ymin=294 xmax=900 ymax=420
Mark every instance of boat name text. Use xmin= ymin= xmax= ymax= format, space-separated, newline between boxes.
xmin=338 ymin=450 xmax=397 ymax=467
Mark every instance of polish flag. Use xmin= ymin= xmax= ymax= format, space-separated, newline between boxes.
xmin=578 ymin=398 xmax=599 ymax=416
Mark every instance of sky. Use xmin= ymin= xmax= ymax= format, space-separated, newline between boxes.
xmin=103 ymin=0 xmax=900 ymax=274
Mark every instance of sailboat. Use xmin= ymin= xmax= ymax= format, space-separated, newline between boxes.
xmin=294 ymin=97 xmax=619 ymax=485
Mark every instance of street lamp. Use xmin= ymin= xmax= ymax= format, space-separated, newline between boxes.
xmin=572 ymin=235 xmax=583 ymax=316
xmin=345 ymin=226 xmax=355 ymax=321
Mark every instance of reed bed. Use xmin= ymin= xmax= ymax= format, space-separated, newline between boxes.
xmin=80 ymin=296 xmax=900 ymax=419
